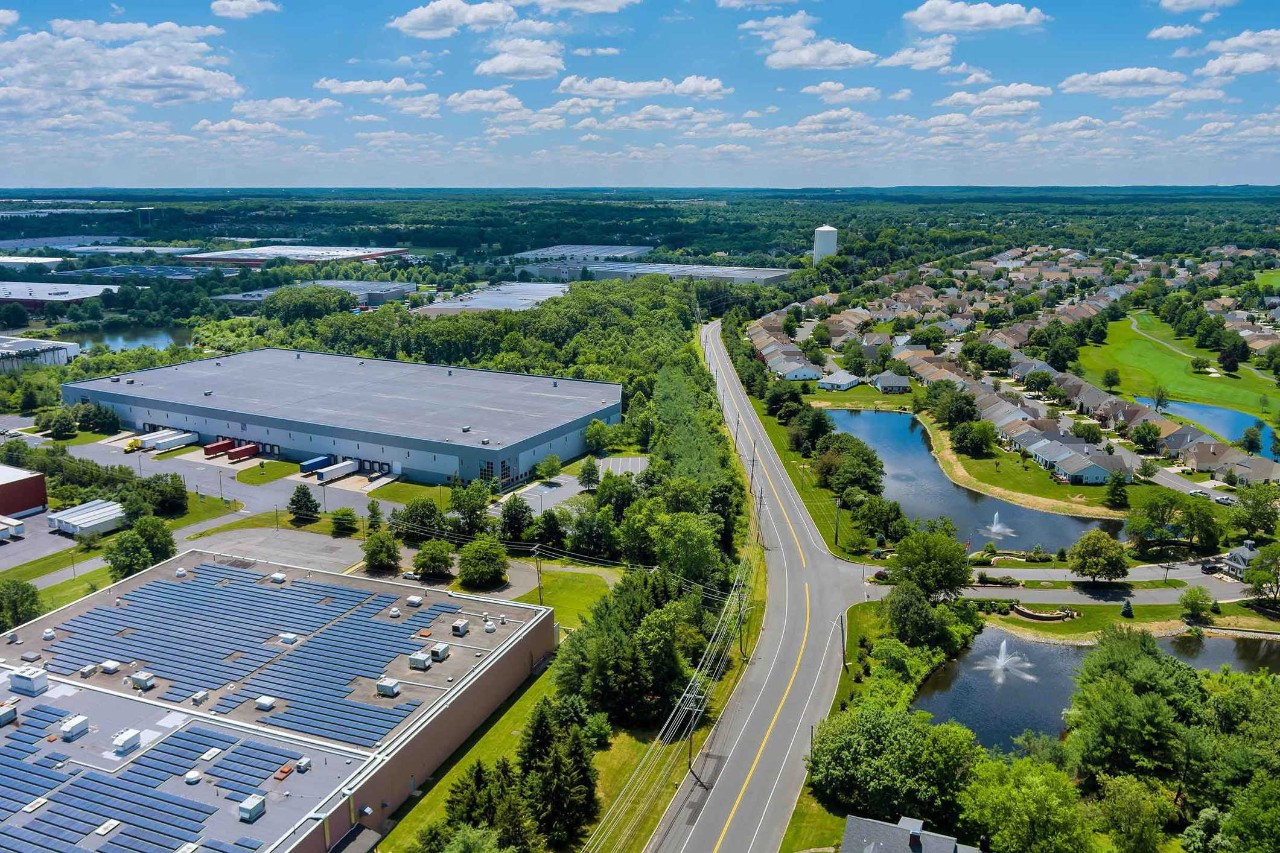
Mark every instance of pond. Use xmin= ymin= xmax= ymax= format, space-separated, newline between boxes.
xmin=913 ymin=627 xmax=1280 ymax=749
xmin=1136 ymin=396 xmax=1277 ymax=460
xmin=63 ymin=324 xmax=192 ymax=351
xmin=828 ymin=409 xmax=1121 ymax=552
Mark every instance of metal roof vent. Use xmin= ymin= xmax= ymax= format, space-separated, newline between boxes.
xmin=553 ymin=381 xmax=558 ymax=387
xmin=203 ymin=391 xmax=213 ymax=397
xmin=461 ymin=425 xmax=471 ymax=433
xmin=125 ymin=379 xmax=134 ymax=384
xmin=388 ymin=607 xmax=401 ymax=619
xmin=110 ymin=376 xmax=119 ymax=383
xmin=41 ymin=629 xmax=55 ymax=641
xmin=448 ymin=369 xmax=453 ymax=376
xmin=184 ymin=771 xmax=201 ymax=785
xmin=296 ymin=352 xmax=301 ymax=359
xmin=175 ymin=567 xmax=187 ymax=578
xmin=481 ymin=438 xmax=490 ymax=445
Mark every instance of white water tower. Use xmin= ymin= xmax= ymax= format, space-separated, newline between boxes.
xmin=814 ymin=225 xmax=837 ymax=262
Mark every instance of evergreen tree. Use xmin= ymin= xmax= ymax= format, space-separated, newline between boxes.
xmin=287 ymin=484 xmax=321 ymax=521
xmin=446 ymin=761 xmax=493 ymax=828
xmin=366 ymin=499 xmax=383 ymax=532
xmin=578 ymin=456 xmax=601 ymax=491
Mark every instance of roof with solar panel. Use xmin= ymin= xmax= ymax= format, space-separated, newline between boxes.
xmin=0 ymin=550 xmax=553 ymax=853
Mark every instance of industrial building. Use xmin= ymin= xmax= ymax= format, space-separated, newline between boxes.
xmin=0 ymin=464 xmax=46 ymax=517
xmin=0 ymin=257 xmax=62 ymax=270
xmin=523 ymin=260 xmax=794 ymax=286
xmin=0 ymin=336 xmax=81 ymax=373
xmin=46 ymin=499 xmax=123 ymax=536
xmin=0 ymin=282 xmax=121 ymax=307
xmin=215 ymin=280 xmax=410 ymax=307
xmin=67 ymin=246 xmax=197 ymax=257
xmin=510 ymin=244 xmax=653 ymax=262
xmin=63 ymin=349 xmax=622 ymax=486
xmin=0 ymin=550 xmax=554 ymax=852
xmin=0 ymin=236 xmax=137 ymax=251
xmin=414 ymin=281 xmax=568 ymax=317
xmin=814 ymin=225 xmax=837 ymax=262
xmin=182 ymin=246 xmax=408 ymax=268
xmin=55 ymin=265 xmax=242 ymax=281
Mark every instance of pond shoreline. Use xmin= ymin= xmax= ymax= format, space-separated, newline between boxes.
xmin=819 ymin=401 xmax=1124 ymax=520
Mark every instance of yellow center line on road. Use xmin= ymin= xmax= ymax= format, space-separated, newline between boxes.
xmin=711 ymin=582 xmax=810 ymax=853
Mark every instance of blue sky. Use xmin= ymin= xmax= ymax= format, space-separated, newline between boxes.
xmin=0 ymin=0 xmax=1275 ymax=186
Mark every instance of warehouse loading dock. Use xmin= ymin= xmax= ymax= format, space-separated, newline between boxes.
xmin=63 ymin=348 xmax=622 ymax=487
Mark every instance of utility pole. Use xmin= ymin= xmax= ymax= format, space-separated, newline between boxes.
xmin=274 ymin=505 xmax=279 ymax=531
xmin=533 ymin=545 xmax=543 ymax=606
xmin=834 ymin=496 xmax=841 ymax=547
xmin=840 ymin=612 xmax=847 ymax=670
xmin=218 ymin=471 xmax=224 ymax=502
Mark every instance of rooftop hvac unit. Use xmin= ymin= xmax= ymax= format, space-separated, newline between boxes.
xmin=297 ymin=756 xmax=312 ymax=773
xmin=278 ymin=633 xmax=298 ymax=644
xmin=269 ymin=572 xmax=286 ymax=584
xmin=112 ymin=729 xmax=140 ymax=754
xmin=10 ymin=667 xmax=47 ymax=697
xmin=255 ymin=696 xmax=276 ymax=711
xmin=451 ymin=619 xmax=470 ymax=637
xmin=191 ymin=690 xmax=208 ymax=706
xmin=376 ymin=678 xmax=401 ymax=698
xmin=0 ymin=702 xmax=16 ymax=727
xmin=60 ymin=715 xmax=88 ymax=742
xmin=408 ymin=651 xmax=432 ymax=671
xmin=79 ymin=664 xmax=97 ymax=678
xmin=100 ymin=660 xmax=120 ymax=674
xmin=406 ymin=595 xmax=423 ymax=608
xmin=461 ymin=425 xmax=471 ymax=433
xmin=130 ymin=672 xmax=155 ymax=691
xmin=430 ymin=642 xmax=450 ymax=662
xmin=184 ymin=771 xmax=201 ymax=785
xmin=238 ymin=794 xmax=266 ymax=823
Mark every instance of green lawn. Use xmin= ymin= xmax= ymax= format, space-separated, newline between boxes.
xmin=187 ymin=510 xmax=341 ymax=540
xmin=235 ymin=460 xmax=300 ymax=485
xmin=1078 ymin=314 xmax=1278 ymax=423
xmin=989 ymin=603 xmax=1186 ymax=637
xmin=39 ymin=566 xmax=112 ymax=612
xmin=808 ymin=381 xmax=918 ymax=409
xmin=369 ymin=480 xmax=450 ymax=508
xmin=1021 ymin=578 xmax=1187 ymax=591
xmin=515 ymin=570 xmax=611 ymax=630
xmin=152 ymin=445 xmax=201 ymax=460
xmin=1256 ymin=270 xmax=1280 ymax=289
xmin=52 ymin=431 xmax=114 ymax=447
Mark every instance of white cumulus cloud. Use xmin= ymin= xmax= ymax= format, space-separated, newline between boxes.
xmin=801 ymin=82 xmax=880 ymax=103
xmin=740 ymin=12 xmax=876 ymax=70
xmin=878 ymin=35 xmax=955 ymax=70
xmin=936 ymin=82 xmax=1051 ymax=106
xmin=556 ymin=74 xmax=734 ymax=99
xmin=1059 ymin=67 xmax=1186 ymax=98
xmin=315 ymin=77 xmax=428 ymax=95
xmin=232 ymin=97 xmax=342 ymax=120
xmin=0 ymin=9 xmax=17 ymax=34
xmin=1198 ymin=29 xmax=1280 ymax=77
xmin=193 ymin=117 xmax=302 ymax=137
xmin=1148 ymin=25 xmax=1201 ymax=40
xmin=389 ymin=0 xmax=517 ymax=39
xmin=475 ymin=38 xmax=564 ymax=79
xmin=210 ymin=0 xmax=282 ymax=19
xmin=904 ymin=0 xmax=1049 ymax=33
xmin=1159 ymin=0 xmax=1236 ymax=12
xmin=889 ymin=88 xmax=913 ymax=100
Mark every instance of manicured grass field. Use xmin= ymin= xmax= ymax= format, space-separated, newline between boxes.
xmin=235 ymin=460 xmax=300 ymax=485
xmin=39 ymin=566 xmax=112 ymax=612
xmin=1078 ymin=314 xmax=1277 ymax=422
xmin=515 ymin=570 xmax=611 ymax=630
xmin=51 ymin=431 xmax=113 ymax=447
xmin=989 ymin=603 xmax=1185 ymax=636
xmin=368 ymin=479 xmax=450 ymax=508
xmin=1021 ymin=578 xmax=1187 ymax=591
xmin=808 ymin=382 xmax=917 ymax=409
xmin=187 ymin=510 xmax=341 ymax=540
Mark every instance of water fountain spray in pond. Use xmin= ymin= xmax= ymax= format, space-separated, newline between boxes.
xmin=973 ymin=639 xmax=1038 ymax=685
xmin=979 ymin=511 xmax=1016 ymax=540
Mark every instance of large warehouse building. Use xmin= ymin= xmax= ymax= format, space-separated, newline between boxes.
xmin=63 ymin=349 xmax=622 ymax=486
xmin=0 ymin=550 xmax=554 ymax=852
xmin=182 ymin=246 xmax=408 ymax=268
xmin=524 ymin=260 xmax=795 ymax=285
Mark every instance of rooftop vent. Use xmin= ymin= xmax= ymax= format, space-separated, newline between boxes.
xmin=553 ymin=381 xmax=558 ymax=387
xmin=296 ymin=353 xmax=301 ymax=359
xmin=175 ymin=567 xmax=187 ymax=578
xmin=255 ymin=696 xmax=276 ymax=711
xmin=388 ymin=607 xmax=401 ymax=619
xmin=110 ymin=376 xmax=119 ymax=383
xmin=481 ymin=438 xmax=490 ymax=445
xmin=461 ymin=425 xmax=471 ymax=433
xmin=184 ymin=771 xmax=201 ymax=785
xmin=203 ymin=391 xmax=213 ymax=397
xmin=41 ymin=629 xmax=54 ymax=641
xmin=448 ymin=369 xmax=453 ymax=376
xmin=125 ymin=379 xmax=134 ymax=385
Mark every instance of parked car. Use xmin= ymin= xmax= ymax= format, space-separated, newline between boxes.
xmin=1189 ymin=489 xmax=1209 ymax=498
xmin=1214 ymin=495 xmax=1236 ymax=505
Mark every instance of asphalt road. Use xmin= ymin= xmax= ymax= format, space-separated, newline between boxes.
xmin=647 ymin=320 xmax=1248 ymax=853
xmin=648 ymin=320 xmax=864 ymax=853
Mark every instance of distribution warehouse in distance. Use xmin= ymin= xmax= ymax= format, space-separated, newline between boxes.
xmin=61 ymin=349 xmax=622 ymax=487
xmin=0 ymin=550 xmax=555 ymax=853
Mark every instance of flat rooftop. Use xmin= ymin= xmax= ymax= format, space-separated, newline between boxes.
xmin=0 ymin=236 xmax=136 ymax=251
xmin=215 ymin=281 xmax=407 ymax=304
xmin=0 ymin=335 xmax=76 ymax=354
xmin=511 ymin=244 xmax=653 ymax=261
xmin=182 ymin=246 xmax=408 ymax=264
xmin=67 ymin=246 xmax=197 ymax=256
xmin=0 ymin=282 xmax=120 ymax=301
xmin=66 ymin=348 xmax=621 ymax=450
xmin=536 ymin=261 xmax=794 ymax=282
xmin=0 ymin=257 xmax=61 ymax=268
xmin=415 ymin=281 xmax=568 ymax=317
xmin=54 ymin=265 xmax=242 ymax=280
xmin=0 ymin=463 xmax=38 ymax=486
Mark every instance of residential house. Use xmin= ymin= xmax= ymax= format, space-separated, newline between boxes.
xmin=871 ymin=371 xmax=911 ymax=393
xmin=818 ymin=370 xmax=860 ymax=391
xmin=1224 ymin=540 xmax=1260 ymax=580
xmin=1160 ymin=424 xmax=1214 ymax=458
xmin=842 ymin=816 xmax=979 ymax=853
xmin=1055 ymin=452 xmax=1131 ymax=485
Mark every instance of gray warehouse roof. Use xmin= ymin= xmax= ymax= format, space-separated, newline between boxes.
xmin=64 ymin=348 xmax=621 ymax=450
xmin=215 ymin=280 xmax=408 ymax=304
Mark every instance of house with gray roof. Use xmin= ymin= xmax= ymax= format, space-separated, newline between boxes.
xmin=841 ymin=815 xmax=979 ymax=853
